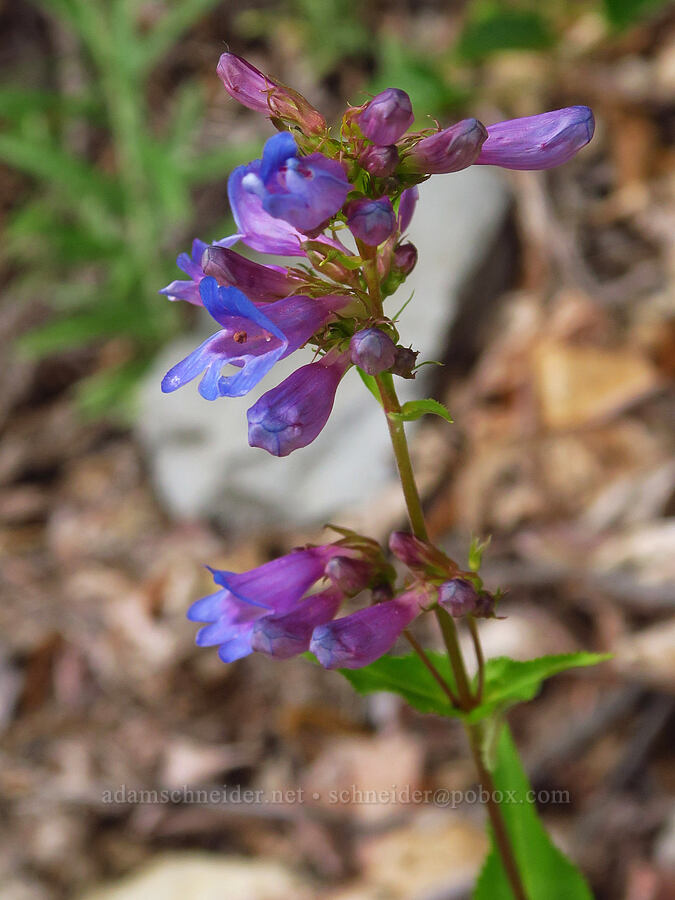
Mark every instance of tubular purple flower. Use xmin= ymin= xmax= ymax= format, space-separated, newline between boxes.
xmin=309 ymin=588 xmax=424 ymax=669
xmin=217 ymin=53 xmax=326 ymax=134
xmin=475 ymin=106 xmax=595 ymax=170
xmin=358 ymin=144 xmax=399 ymax=177
xmin=239 ymin=132 xmax=350 ymax=233
xmin=161 ymin=277 xmax=344 ymax=400
xmin=345 ymin=197 xmax=396 ymax=247
xmin=358 ymin=88 xmax=414 ymax=145
xmin=349 ymin=328 xmax=397 ymax=375
xmin=159 ymin=239 xmax=208 ymax=306
xmin=188 ymin=545 xmax=344 ymax=663
xmin=438 ymin=578 xmax=479 ymax=617
xmin=247 ymin=354 xmax=350 ymax=457
xmin=202 ymin=246 xmax=304 ymax=303
xmin=404 ymin=119 xmax=488 ymax=175
xmin=250 ymin=587 xmax=342 ymax=659
xmin=397 ymin=186 xmax=418 ymax=233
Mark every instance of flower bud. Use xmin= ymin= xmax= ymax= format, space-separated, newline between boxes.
xmin=474 ymin=591 xmax=496 ymax=618
xmin=345 ymin=197 xmax=396 ymax=247
xmin=358 ymin=88 xmax=414 ymax=145
xmin=393 ymin=242 xmax=418 ymax=276
xmin=389 ymin=531 xmax=454 ymax=575
xmin=202 ymin=246 xmax=303 ymax=302
xmin=350 ymin=328 xmax=397 ymax=375
xmin=391 ymin=346 xmax=419 ymax=379
xmin=358 ymin=144 xmax=399 ymax=177
xmin=325 ymin=556 xmax=372 ymax=597
xmin=217 ymin=52 xmax=326 ymax=135
xmin=404 ymin=119 xmax=488 ymax=175
xmin=438 ymin=579 xmax=478 ymax=617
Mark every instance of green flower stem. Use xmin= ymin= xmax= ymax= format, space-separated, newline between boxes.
xmin=468 ymin=614 xmax=486 ymax=702
xmin=374 ymin=372 xmax=429 ymax=541
xmin=373 ymin=373 xmax=529 ymax=900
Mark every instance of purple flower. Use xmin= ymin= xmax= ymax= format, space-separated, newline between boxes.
xmin=250 ymin=587 xmax=342 ymax=659
xmin=159 ymin=239 xmax=208 ymax=306
xmin=397 ymin=186 xmax=418 ymax=233
xmin=309 ymin=588 xmax=424 ymax=669
xmin=239 ymin=132 xmax=350 ymax=233
xmin=325 ymin=556 xmax=373 ymax=597
xmin=438 ymin=578 xmax=479 ymax=617
xmin=345 ymin=197 xmax=396 ymax=246
xmin=202 ymin=246 xmax=304 ymax=303
xmin=475 ymin=106 xmax=595 ymax=170
xmin=188 ymin=545 xmax=344 ymax=663
xmin=349 ymin=327 xmax=397 ymax=375
xmin=217 ymin=52 xmax=326 ymax=135
xmin=161 ymin=277 xmax=344 ymax=400
xmin=358 ymin=144 xmax=399 ymax=177
xmin=392 ymin=242 xmax=418 ymax=276
xmin=247 ymin=354 xmax=350 ymax=456
xmin=358 ymin=88 xmax=414 ymax=145
xmin=404 ymin=119 xmax=488 ymax=175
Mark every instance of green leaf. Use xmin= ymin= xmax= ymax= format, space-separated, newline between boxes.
xmin=339 ymin=652 xmax=610 ymax=722
xmin=466 ymin=653 xmax=612 ymax=723
xmin=473 ymin=725 xmax=593 ymax=899
xmin=602 ymin=0 xmax=670 ymax=28
xmin=340 ymin=653 xmax=460 ymax=717
xmin=457 ymin=10 xmax=554 ymax=61
xmin=356 ymin=368 xmax=383 ymax=406
xmin=389 ymin=398 xmax=453 ymax=423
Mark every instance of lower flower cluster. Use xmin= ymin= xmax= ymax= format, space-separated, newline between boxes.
xmin=188 ymin=531 xmax=497 ymax=669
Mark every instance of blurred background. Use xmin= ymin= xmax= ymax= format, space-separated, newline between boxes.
xmin=1 ymin=1 xmax=674 ymax=898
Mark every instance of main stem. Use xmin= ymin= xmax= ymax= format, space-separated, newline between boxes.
xmin=375 ymin=375 xmax=528 ymax=900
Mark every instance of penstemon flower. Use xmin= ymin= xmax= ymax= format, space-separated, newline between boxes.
xmin=162 ymin=50 xmax=601 ymax=899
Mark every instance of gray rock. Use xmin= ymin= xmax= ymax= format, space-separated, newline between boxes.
xmin=137 ymin=168 xmax=511 ymax=528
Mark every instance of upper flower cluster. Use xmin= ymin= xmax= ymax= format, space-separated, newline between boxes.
xmin=160 ymin=52 xmax=594 ymax=458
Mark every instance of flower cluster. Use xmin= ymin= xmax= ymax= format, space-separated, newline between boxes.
xmin=161 ymin=52 xmax=594 ymax=459
xmin=164 ymin=52 xmax=594 ymax=669
xmin=187 ymin=528 xmax=498 ymax=670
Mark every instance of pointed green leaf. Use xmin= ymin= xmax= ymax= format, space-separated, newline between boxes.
xmin=356 ymin=368 xmax=383 ymax=406
xmin=465 ymin=652 xmax=612 ymax=724
xmin=389 ymin=398 xmax=453 ymax=423
xmin=340 ymin=653 xmax=459 ymax=717
xmin=473 ymin=725 xmax=593 ymax=900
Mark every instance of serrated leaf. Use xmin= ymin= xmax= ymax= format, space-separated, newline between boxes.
xmin=473 ymin=725 xmax=593 ymax=899
xmin=340 ymin=653 xmax=460 ymax=717
xmin=465 ymin=652 xmax=612 ymax=723
xmin=389 ymin=398 xmax=453 ymax=423
xmin=338 ymin=652 xmax=610 ymax=722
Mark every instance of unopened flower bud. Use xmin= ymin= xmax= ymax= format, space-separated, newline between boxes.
xmin=350 ymin=328 xmax=397 ymax=375
xmin=345 ymin=197 xmax=396 ymax=247
xmin=438 ymin=579 xmax=478 ymax=617
xmin=388 ymin=531 xmax=453 ymax=574
xmin=325 ymin=556 xmax=372 ymax=597
xmin=358 ymin=144 xmax=399 ymax=177
xmin=393 ymin=242 xmax=418 ymax=276
xmin=404 ymin=119 xmax=487 ymax=174
xmin=217 ymin=52 xmax=326 ymax=135
xmin=474 ymin=591 xmax=496 ymax=618
xmin=358 ymin=88 xmax=414 ymax=145
xmin=391 ymin=346 xmax=419 ymax=379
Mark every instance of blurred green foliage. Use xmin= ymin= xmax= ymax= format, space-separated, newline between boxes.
xmin=2 ymin=0 xmax=257 ymax=417
xmin=2 ymin=0 xmax=669 ymax=417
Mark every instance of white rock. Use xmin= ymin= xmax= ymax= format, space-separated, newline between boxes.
xmin=78 ymin=853 xmax=312 ymax=900
xmin=138 ymin=168 xmax=510 ymax=528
